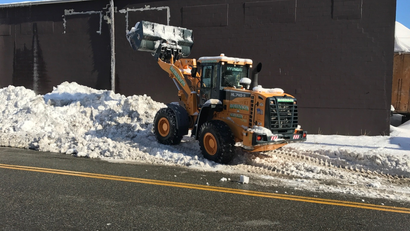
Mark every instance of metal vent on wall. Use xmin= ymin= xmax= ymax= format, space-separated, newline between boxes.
xmin=244 ymin=0 xmax=297 ymax=25
xmin=332 ymin=0 xmax=363 ymax=20
xmin=182 ymin=4 xmax=228 ymax=28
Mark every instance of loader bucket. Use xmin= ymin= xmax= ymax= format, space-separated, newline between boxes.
xmin=126 ymin=21 xmax=194 ymax=58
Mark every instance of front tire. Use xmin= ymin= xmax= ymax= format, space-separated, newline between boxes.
xmin=199 ymin=120 xmax=235 ymax=164
xmin=153 ymin=108 xmax=183 ymax=145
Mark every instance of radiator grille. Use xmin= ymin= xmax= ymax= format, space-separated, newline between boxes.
xmin=267 ymin=97 xmax=298 ymax=133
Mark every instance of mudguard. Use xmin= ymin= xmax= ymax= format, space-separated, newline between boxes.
xmin=167 ymin=103 xmax=189 ymax=137
xmin=193 ymin=100 xmax=222 ymax=139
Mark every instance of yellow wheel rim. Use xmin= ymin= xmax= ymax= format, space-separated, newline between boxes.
xmin=204 ymin=133 xmax=217 ymax=156
xmin=158 ymin=118 xmax=170 ymax=137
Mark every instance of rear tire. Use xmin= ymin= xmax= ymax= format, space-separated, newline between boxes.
xmin=154 ymin=108 xmax=183 ymax=145
xmin=199 ymin=120 xmax=235 ymax=164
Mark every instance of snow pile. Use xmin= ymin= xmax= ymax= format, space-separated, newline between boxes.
xmin=247 ymin=126 xmax=274 ymax=136
xmin=198 ymin=55 xmax=253 ymax=65
xmin=395 ymin=21 xmax=410 ymax=53
xmin=253 ymin=85 xmax=284 ymax=94
xmin=127 ymin=21 xmax=193 ymax=53
xmin=0 ymin=82 xmax=409 ymax=202
xmin=203 ymin=99 xmax=222 ymax=107
xmin=285 ymin=126 xmax=410 ymax=177
xmin=0 ymin=82 xmax=212 ymax=167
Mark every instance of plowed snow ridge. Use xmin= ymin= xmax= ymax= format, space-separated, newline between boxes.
xmin=0 ymin=82 xmax=409 ymax=202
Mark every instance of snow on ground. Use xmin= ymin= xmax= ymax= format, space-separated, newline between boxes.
xmin=1 ymin=82 xmax=409 ymax=202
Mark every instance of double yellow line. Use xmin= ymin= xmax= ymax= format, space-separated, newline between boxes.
xmin=1 ymin=163 xmax=410 ymax=214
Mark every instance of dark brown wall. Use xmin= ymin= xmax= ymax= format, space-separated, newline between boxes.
xmin=0 ymin=1 xmax=112 ymax=93
xmin=0 ymin=0 xmax=396 ymax=135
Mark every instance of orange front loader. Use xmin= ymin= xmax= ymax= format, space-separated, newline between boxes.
xmin=127 ymin=21 xmax=307 ymax=164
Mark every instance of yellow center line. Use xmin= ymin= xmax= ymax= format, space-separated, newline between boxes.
xmin=1 ymin=163 xmax=410 ymax=214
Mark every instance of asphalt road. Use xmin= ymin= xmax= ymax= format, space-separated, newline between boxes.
xmin=1 ymin=147 xmax=410 ymax=230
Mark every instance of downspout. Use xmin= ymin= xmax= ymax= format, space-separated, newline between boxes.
xmin=110 ymin=0 xmax=116 ymax=92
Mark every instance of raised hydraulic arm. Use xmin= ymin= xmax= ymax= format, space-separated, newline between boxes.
xmin=126 ymin=21 xmax=198 ymax=115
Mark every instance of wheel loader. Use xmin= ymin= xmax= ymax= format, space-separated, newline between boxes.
xmin=126 ymin=21 xmax=307 ymax=164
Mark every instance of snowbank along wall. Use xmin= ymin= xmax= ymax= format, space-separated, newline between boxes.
xmin=0 ymin=0 xmax=396 ymax=135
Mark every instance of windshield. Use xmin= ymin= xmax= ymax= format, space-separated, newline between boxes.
xmin=221 ymin=64 xmax=249 ymax=88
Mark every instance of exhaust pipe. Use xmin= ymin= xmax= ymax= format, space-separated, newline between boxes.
xmin=251 ymin=63 xmax=262 ymax=89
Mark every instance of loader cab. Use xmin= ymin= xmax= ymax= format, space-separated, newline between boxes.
xmin=198 ymin=54 xmax=253 ymax=107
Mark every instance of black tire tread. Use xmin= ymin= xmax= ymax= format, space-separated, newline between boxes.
xmin=199 ymin=120 xmax=235 ymax=164
xmin=153 ymin=108 xmax=183 ymax=145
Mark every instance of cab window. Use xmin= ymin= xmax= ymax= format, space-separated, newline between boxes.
xmin=201 ymin=65 xmax=219 ymax=88
xmin=202 ymin=65 xmax=212 ymax=88
xmin=221 ymin=64 xmax=249 ymax=88
xmin=200 ymin=64 xmax=220 ymax=105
